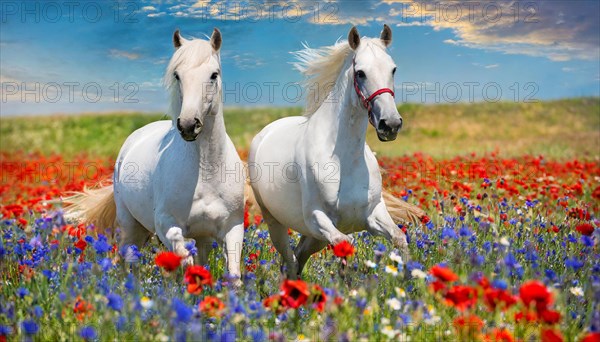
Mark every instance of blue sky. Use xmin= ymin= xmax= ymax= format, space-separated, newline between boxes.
xmin=1 ymin=0 xmax=599 ymax=115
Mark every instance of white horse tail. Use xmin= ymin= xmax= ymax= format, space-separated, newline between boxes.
xmin=63 ymin=184 xmax=117 ymax=233
xmin=382 ymin=190 xmax=427 ymax=227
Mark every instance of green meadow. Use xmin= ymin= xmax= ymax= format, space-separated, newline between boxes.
xmin=1 ymin=98 xmax=598 ymax=158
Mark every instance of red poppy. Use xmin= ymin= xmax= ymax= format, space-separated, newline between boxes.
xmin=477 ymin=275 xmax=490 ymax=289
xmin=541 ymin=329 xmax=563 ymax=342
xmin=514 ymin=310 xmax=538 ymax=323
xmin=581 ymin=332 xmax=600 ymax=342
xmin=309 ymin=284 xmax=327 ymax=312
xmin=484 ymin=288 xmax=517 ymax=311
xmin=154 ymin=251 xmax=182 ymax=272
xmin=184 ymin=265 xmax=213 ymax=295
xmin=540 ymin=309 xmax=561 ymax=324
xmin=263 ymin=294 xmax=286 ymax=314
xmin=263 ymin=294 xmax=281 ymax=308
xmin=519 ymin=280 xmax=552 ymax=312
xmin=74 ymin=239 xmax=87 ymax=251
xmin=280 ymin=279 xmax=310 ymax=309
xmin=332 ymin=241 xmax=354 ymax=258
xmin=199 ymin=296 xmax=225 ymax=317
xmin=430 ymin=265 xmax=459 ymax=282
xmin=453 ymin=314 xmax=484 ymax=336
xmin=73 ymin=297 xmax=93 ymax=321
xmin=430 ymin=280 xmax=446 ymax=293
xmin=576 ymin=223 xmax=594 ymax=236
xmin=444 ymin=285 xmax=478 ymax=311
xmin=484 ymin=328 xmax=514 ymax=342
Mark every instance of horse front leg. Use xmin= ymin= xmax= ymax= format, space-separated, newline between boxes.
xmin=220 ymin=221 xmax=244 ymax=288
xmin=305 ymin=210 xmax=352 ymax=245
xmin=367 ymin=202 xmax=410 ymax=262
xmin=155 ymin=215 xmax=193 ymax=265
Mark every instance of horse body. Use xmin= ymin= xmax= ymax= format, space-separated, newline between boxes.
xmin=66 ymin=30 xmax=245 ymax=281
xmin=114 ymin=117 xmax=243 ymax=247
xmin=249 ymin=26 xmax=409 ymax=278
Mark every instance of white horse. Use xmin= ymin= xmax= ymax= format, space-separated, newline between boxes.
xmin=248 ymin=25 xmax=411 ymax=278
xmin=67 ymin=29 xmax=245 ymax=282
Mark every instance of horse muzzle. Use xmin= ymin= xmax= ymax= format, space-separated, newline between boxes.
xmin=375 ymin=115 xmax=402 ymax=142
xmin=177 ymin=117 xmax=203 ymax=141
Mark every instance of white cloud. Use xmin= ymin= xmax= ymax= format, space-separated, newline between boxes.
xmin=108 ymin=49 xmax=141 ymax=60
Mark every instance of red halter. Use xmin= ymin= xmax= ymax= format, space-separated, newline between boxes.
xmin=352 ymin=57 xmax=395 ymax=125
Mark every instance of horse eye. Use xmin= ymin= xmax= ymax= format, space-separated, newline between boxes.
xmin=174 ymin=72 xmax=180 ymax=81
xmin=392 ymin=67 xmax=397 ymax=76
xmin=210 ymin=72 xmax=218 ymax=80
xmin=356 ymin=70 xmax=366 ymax=79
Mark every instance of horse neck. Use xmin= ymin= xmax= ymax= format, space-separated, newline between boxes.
xmin=310 ymin=58 xmax=368 ymax=154
xmin=195 ymin=107 xmax=228 ymax=163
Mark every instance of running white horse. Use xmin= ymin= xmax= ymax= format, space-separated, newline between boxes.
xmin=67 ymin=29 xmax=245 ymax=282
xmin=249 ymin=25 xmax=414 ymax=278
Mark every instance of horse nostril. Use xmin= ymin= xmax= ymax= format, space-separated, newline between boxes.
xmin=177 ymin=118 xmax=183 ymax=132
xmin=194 ymin=118 xmax=202 ymax=130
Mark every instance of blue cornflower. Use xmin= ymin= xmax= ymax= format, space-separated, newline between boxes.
xmin=94 ymin=236 xmax=111 ymax=254
xmin=80 ymin=326 xmax=97 ymax=340
xmin=185 ymin=240 xmax=198 ymax=256
xmin=107 ymin=293 xmax=123 ymax=312
xmin=565 ymin=257 xmax=584 ymax=271
xmin=250 ymin=329 xmax=265 ymax=342
xmin=17 ymin=287 xmax=29 ymax=299
xmin=406 ymin=261 xmax=424 ymax=271
xmin=172 ymin=298 xmax=193 ymax=323
xmin=581 ymin=235 xmax=594 ymax=247
xmin=459 ymin=225 xmax=472 ymax=237
xmin=33 ymin=306 xmax=43 ymax=318
xmin=84 ymin=235 xmax=95 ymax=244
xmin=115 ymin=316 xmax=127 ymax=331
xmin=121 ymin=245 xmax=142 ymax=263
xmin=504 ymin=253 xmax=519 ymax=269
xmin=0 ymin=325 xmax=11 ymax=336
xmin=99 ymin=258 xmax=112 ymax=272
xmin=492 ymin=278 xmax=508 ymax=290
xmin=545 ymin=269 xmax=557 ymax=281
xmin=441 ymin=227 xmax=458 ymax=239
xmin=21 ymin=320 xmax=38 ymax=335
xmin=124 ymin=273 xmax=135 ymax=292
xmin=257 ymin=230 xmax=268 ymax=240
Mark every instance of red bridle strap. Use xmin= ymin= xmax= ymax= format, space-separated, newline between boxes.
xmin=352 ymin=58 xmax=395 ymax=119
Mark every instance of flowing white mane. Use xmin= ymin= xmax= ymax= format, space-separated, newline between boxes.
xmin=293 ymin=38 xmax=386 ymax=117
xmin=164 ymin=38 xmax=217 ymax=120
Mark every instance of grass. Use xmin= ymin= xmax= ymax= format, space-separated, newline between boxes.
xmin=1 ymin=98 xmax=598 ymax=159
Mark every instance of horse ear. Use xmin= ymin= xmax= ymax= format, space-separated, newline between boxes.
xmin=380 ymin=24 xmax=392 ymax=47
xmin=348 ymin=26 xmax=360 ymax=50
xmin=173 ymin=29 xmax=184 ymax=49
xmin=210 ymin=28 xmax=222 ymax=52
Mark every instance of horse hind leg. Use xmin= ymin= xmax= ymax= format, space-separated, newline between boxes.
xmin=116 ymin=206 xmax=151 ymax=260
xmin=261 ymin=209 xmax=299 ymax=279
xmin=295 ymin=235 xmax=328 ymax=278
xmin=194 ymin=237 xmax=215 ymax=267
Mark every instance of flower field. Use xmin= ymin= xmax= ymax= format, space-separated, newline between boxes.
xmin=1 ymin=149 xmax=599 ymax=341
